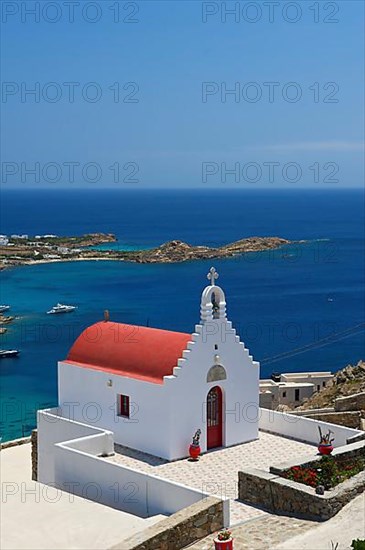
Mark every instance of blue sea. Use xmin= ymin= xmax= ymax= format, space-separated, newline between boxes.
xmin=0 ymin=188 xmax=364 ymax=441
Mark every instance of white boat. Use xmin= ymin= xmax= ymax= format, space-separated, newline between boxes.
xmin=0 ymin=305 xmax=10 ymax=313
xmin=47 ymin=303 xmax=77 ymax=315
xmin=0 ymin=349 xmax=19 ymax=358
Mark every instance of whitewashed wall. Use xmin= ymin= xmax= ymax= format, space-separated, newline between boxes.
xmin=37 ymin=408 xmax=230 ymax=525
xmin=37 ymin=407 xmax=113 ymax=485
xmin=53 ymin=442 xmax=221 ymax=518
xmin=167 ymin=319 xmax=259 ymax=459
xmin=58 ymin=362 xmax=171 ymax=458
xmin=259 ymin=407 xmax=363 ymax=447
xmin=58 ymin=317 xmax=259 ymax=461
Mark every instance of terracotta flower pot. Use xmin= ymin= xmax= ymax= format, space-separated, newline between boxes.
xmin=318 ymin=443 xmax=333 ymax=455
xmin=214 ymin=537 xmax=233 ymax=550
xmin=189 ymin=444 xmax=201 ymax=460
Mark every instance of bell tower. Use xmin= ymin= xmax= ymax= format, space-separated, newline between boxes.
xmin=200 ymin=267 xmax=227 ymax=323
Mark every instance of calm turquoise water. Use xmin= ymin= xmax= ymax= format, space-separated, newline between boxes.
xmin=0 ymin=189 xmax=364 ymax=441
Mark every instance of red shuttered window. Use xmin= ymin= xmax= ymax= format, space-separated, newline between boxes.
xmin=118 ymin=394 xmax=130 ymax=417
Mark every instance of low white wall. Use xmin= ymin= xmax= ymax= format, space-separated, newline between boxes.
xmin=54 ymin=440 xmax=220 ymax=519
xmin=64 ymin=432 xmax=114 ymax=455
xmin=54 ymin=441 xmax=149 ymax=517
xmin=37 ymin=407 xmax=113 ymax=484
xmin=38 ymin=408 xmax=230 ymax=525
xmin=259 ymin=407 xmax=363 ymax=447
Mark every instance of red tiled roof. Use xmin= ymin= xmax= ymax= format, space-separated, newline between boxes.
xmin=65 ymin=321 xmax=191 ymax=384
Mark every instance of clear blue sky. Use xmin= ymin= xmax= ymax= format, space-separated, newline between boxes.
xmin=1 ymin=0 xmax=364 ymax=188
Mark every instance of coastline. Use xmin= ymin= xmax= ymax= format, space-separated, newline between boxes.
xmin=0 ymin=235 xmax=301 ymax=270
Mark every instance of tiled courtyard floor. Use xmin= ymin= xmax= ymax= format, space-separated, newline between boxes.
xmin=186 ymin=492 xmax=365 ymax=550
xmin=185 ymin=512 xmax=318 ymax=549
xmin=108 ymin=431 xmax=317 ymax=524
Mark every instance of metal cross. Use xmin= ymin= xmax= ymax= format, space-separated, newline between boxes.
xmin=207 ymin=267 xmax=219 ymax=286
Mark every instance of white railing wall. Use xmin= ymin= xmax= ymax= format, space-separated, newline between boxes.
xmin=54 ymin=438 xmax=219 ymax=519
xmin=259 ymin=407 xmax=363 ymax=447
xmin=38 ymin=408 xmax=230 ymax=525
xmin=37 ymin=407 xmax=114 ymax=484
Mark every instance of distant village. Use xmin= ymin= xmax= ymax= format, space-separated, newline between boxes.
xmin=0 ymin=233 xmax=82 ymax=257
xmin=0 ymin=233 xmax=116 ymax=269
xmin=259 ymin=371 xmax=334 ymax=410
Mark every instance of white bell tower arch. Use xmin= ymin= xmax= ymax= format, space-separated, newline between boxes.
xmin=200 ymin=267 xmax=227 ymax=323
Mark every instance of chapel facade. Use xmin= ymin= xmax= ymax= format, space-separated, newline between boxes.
xmin=58 ymin=268 xmax=260 ymax=460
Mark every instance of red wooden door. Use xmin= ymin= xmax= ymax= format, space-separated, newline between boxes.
xmin=207 ymin=386 xmax=223 ymax=449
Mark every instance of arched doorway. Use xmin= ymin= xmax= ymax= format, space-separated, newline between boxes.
xmin=207 ymin=386 xmax=223 ymax=449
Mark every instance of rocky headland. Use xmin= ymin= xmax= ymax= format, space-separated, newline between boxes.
xmin=118 ymin=237 xmax=292 ymax=263
xmin=0 ymin=234 xmax=296 ymax=269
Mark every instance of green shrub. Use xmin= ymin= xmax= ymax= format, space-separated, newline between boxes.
xmin=318 ymin=456 xmax=340 ymax=490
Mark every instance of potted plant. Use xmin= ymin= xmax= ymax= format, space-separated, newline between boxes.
xmin=214 ymin=528 xmax=233 ymax=550
xmin=189 ymin=429 xmax=201 ymax=460
xmin=318 ymin=426 xmax=334 ymax=455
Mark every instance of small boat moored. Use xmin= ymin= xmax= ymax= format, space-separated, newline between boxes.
xmin=47 ymin=303 xmax=77 ymax=315
xmin=0 ymin=305 xmax=10 ymax=313
xmin=0 ymin=349 xmax=20 ymax=358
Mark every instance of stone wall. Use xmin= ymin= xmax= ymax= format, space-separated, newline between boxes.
xmin=0 ymin=436 xmax=30 ymax=449
xmin=238 ymin=468 xmax=364 ymax=521
xmin=31 ymin=429 xmax=38 ymax=481
xmin=110 ymin=497 xmax=224 ymax=550
xmin=238 ymin=440 xmax=365 ymax=521
xmin=335 ymin=392 xmax=365 ymax=412
xmin=301 ymin=411 xmax=361 ymax=429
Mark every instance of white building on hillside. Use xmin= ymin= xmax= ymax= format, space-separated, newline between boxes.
xmin=57 ymin=267 xmax=260 ymax=460
xmin=260 ymin=371 xmax=334 ymax=409
xmin=281 ymin=371 xmax=334 ymax=392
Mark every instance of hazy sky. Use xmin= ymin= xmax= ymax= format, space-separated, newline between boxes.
xmin=1 ymin=0 xmax=364 ymax=188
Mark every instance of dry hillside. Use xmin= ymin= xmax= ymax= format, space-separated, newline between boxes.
xmin=299 ymin=360 xmax=365 ymax=410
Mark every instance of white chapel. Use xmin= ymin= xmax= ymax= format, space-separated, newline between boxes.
xmin=58 ymin=268 xmax=260 ymax=460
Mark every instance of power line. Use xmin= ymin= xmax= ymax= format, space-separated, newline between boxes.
xmin=261 ymin=322 xmax=365 ymax=366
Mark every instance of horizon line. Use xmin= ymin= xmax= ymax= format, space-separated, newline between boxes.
xmin=1 ymin=186 xmax=364 ymax=192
